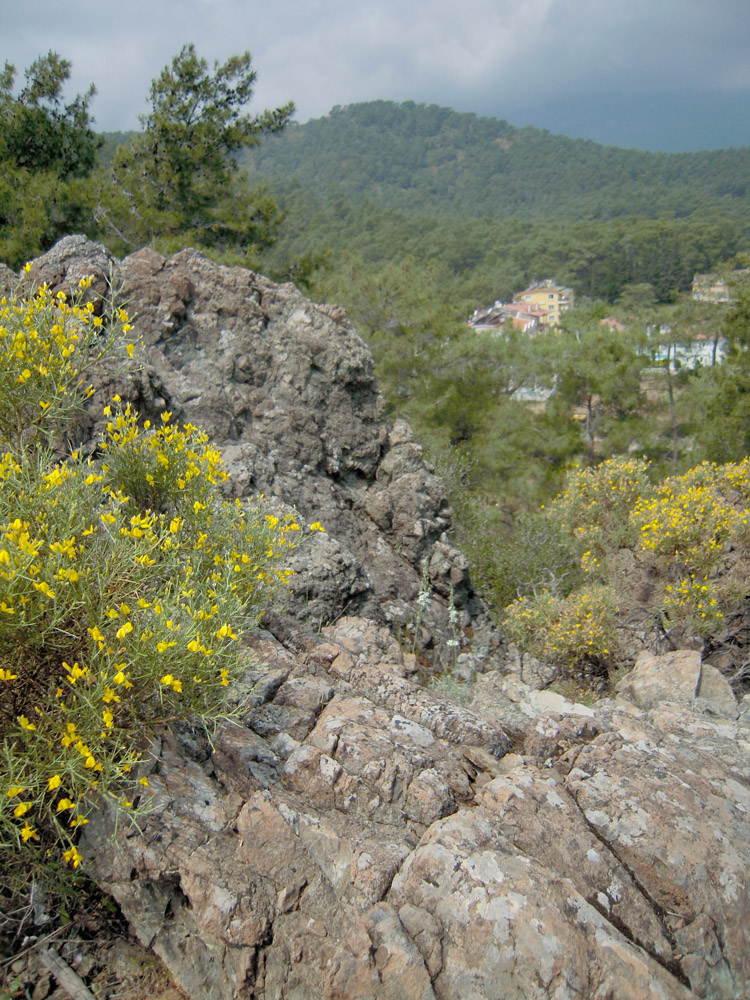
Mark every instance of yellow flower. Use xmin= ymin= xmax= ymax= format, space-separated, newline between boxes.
xmin=13 ymin=802 xmax=31 ymax=818
xmin=6 ymin=785 xmax=25 ymax=798
xmin=63 ymin=660 xmax=88 ymax=684
xmin=160 ymin=674 xmax=182 ymax=693
xmin=63 ymin=845 xmax=82 ymax=868
xmin=216 ymin=623 xmax=238 ymax=640
xmin=115 ymin=621 xmax=133 ymax=640
xmin=56 ymin=798 xmax=76 ymax=812
xmin=48 ymin=774 xmax=62 ymax=791
xmin=21 ymin=822 xmax=39 ymax=842
xmin=17 ymin=716 xmax=36 ymax=731
xmin=0 ymin=668 xmax=18 ymax=680
xmin=32 ymin=580 xmax=55 ymax=600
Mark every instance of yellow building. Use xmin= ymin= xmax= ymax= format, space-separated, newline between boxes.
xmin=513 ymin=279 xmax=574 ymax=327
xmin=691 ymin=269 xmax=750 ymax=303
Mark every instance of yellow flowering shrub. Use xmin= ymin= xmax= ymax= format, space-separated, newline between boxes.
xmin=99 ymin=401 xmax=228 ymax=519
xmin=549 ymin=457 xmax=654 ymax=562
xmin=505 ymin=455 xmax=750 ymax=675
xmin=716 ymin=457 xmax=750 ymax=501
xmin=663 ymin=575 xmax=725 ymax=637
xmin=503 ymin=585 xmax=618 ymax=675
xmin=0 ymin=271 xmax=126 ymax=453
xmin=631 ymin=465 xmax=747 ymax=573
xmin=0 ymin=276 xmax=312 ymax=890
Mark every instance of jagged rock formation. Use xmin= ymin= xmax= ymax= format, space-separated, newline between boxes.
xmin=20 ymin=236 xmax=484 ymax=668
xmin=8 ymin=239 xmax=750 ymax=998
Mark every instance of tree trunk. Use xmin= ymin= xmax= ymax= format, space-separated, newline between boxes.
xmin=666 ymin=344 xmax=679 ymax=472
xmin=586 ymin=394 xmax=595 ymax=462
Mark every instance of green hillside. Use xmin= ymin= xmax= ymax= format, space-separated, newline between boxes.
xmin=247 ymin=100 xmax=750 ymax=222
xmin=247 ymin=102 xmax=750 ymax=308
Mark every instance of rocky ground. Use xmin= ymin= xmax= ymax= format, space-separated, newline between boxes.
xmin=2 ymin=239 xmax=750 ymax=999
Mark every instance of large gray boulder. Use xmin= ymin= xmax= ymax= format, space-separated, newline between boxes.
xmin=20 ymin=237 xmax=483 ymax=664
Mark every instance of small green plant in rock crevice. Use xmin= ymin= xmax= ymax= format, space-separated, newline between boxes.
xmin=408 ymin=559 xmax=432 ymax=655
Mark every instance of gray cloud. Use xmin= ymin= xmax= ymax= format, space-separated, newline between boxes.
xmin=3 ymin=0 xmax=749 ymax=148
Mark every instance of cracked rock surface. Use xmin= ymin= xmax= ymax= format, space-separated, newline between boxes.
xmin=83 ymin=625 xmax=750 ymax=1000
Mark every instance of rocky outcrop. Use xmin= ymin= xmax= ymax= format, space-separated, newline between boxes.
xmin=12 ymin=238 xmax=750 ymax=999
xmin=16 ymin=236 xmax=488 ymax=663
xmin=81 ymin=622 xmax=750 ymax=1000
xmin=21 ymin=236 xmax=482 ymax=663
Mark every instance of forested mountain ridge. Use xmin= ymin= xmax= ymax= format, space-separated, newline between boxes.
xmin=247 ymin=100 xmax=750 ymax=222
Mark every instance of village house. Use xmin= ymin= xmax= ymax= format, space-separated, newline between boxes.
xmin=468 ymin=280 xmax=571 ymax=336
xmin=691 ymin=269 xmax=750 ymax=303
xmin=513 ymin=278 xmax=575 ymax=327
xmin=500 ymin=302 xmax=547 ymax=333
xmin=467 ymin=300 xmax=546 ymax=335
xmin=600 ymin=316 xmax=727 ymax=370
xmin=599 ymin=317 xmax=628 ymax=333
xmin=645 ymin=329 xmax=727 ymax=369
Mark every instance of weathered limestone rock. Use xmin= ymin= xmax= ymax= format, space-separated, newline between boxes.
xmin=0 ymin=260 xmax=17 ymax=294
xmin=81 ymin=631 xmax=750 ymax=1000
xmin=389 ymin=813 xmax=691 ymax=1000
xmin=617 ymin=648 xmax=737 ymax=717
xmin=470 ymin=670 xmax=596 ymax=740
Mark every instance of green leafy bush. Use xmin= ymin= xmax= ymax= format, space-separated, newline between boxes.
xmin=503 ymin=584 xmax=619 ymax=677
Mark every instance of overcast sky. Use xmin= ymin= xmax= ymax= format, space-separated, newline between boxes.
xmin=4 ymin=0 xmax=750 ymax=151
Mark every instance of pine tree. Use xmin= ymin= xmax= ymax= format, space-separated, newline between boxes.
xmin=101 ymin=45 xmax=293 ymax=261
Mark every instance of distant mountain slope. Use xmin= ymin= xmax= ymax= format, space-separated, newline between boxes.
xmin=247 ymin=101 xmax=750 ymax=222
